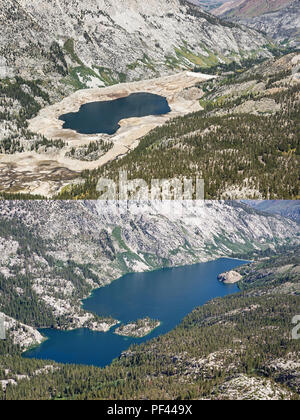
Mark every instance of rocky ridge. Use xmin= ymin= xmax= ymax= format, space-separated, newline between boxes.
xmin=213 ymin=0 xmax=300 ymax=48
xmin=0 ymin=0 xmax=271 ymax=85
xmin=0 ymin=312 xmax=44 ymax=349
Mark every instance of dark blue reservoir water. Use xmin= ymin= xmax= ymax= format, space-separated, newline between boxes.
xmin=23 ymin=258 xmax=247 ymax=367
xmin=58 ymin=92 xmax=171 ymax=135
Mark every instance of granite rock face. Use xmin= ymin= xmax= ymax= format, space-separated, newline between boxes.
xmin=218 ymin=270 xmax=243 ymax=283
xmin=0 ymin=0 xmax=271 ymax=85
xmin=213 ymin=0 xmax=300 ymax=48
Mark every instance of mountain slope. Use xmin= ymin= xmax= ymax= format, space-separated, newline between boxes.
xmin=244 ymin=200 xmax=300 ymax=223
xmin=188 ymin=0 xmax=230 ymax=11
xmin=0 ymin=0 xmax=272 ymax=86
xmin=213 ymin=0 xmax=294 ymax=18
xmin=213 ymin=0 xmax=300 ymax=47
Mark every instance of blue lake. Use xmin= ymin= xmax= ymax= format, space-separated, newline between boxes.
xmin=59 ymin=92 xmax=171 ymax=135
xmin=23 ymin=258 xmax=247 ymax=367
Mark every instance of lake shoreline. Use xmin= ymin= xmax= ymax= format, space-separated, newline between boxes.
xmin=58 ymin=92 xmax=171 ymax=136
xmin=82 ymin=256 xmax=253 ymax=304
xmin=6 ymin=72 xmax=214 ymax=197
xmin=23 ymin=256 xmax=253 ymax=357
xmin=23 ymin=257 xmax=249 ymax=367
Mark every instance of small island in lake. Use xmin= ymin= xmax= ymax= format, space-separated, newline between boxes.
xmin=218 ymin=270 xmax=242 ymax=284
xmin=114 ymin=317 xmax=161 ymax=338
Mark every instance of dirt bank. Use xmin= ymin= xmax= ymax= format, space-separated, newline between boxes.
xmin=1 ymin=72 xmax=214 ymax=196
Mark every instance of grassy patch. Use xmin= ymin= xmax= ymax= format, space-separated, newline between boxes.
xmin=63 ymin=39 xmax=83 ymax=65
xmin=112 ymin=227 xmax=130 ymax=251
xmin=138 ymin=54 xmax=157 ymax=73
xmin=175 ymin=45 xmax=219 ymax=68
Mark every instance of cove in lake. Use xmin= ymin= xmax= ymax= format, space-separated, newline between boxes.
xmin=23 ymin=258 xmax=248 ymax=367
xmin=58 ymin=92 xmax=171 ymax=135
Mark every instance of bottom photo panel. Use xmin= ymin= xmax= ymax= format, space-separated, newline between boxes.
xmin=0 ymin=199 xmax=299 ymax=402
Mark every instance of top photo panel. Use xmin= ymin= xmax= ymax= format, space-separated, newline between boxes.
xmin=0 ymin=0 xmax=299 ymax=200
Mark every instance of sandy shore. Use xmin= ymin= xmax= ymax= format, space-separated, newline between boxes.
xmin=1 ymin=71 xmax=215 ymax=196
